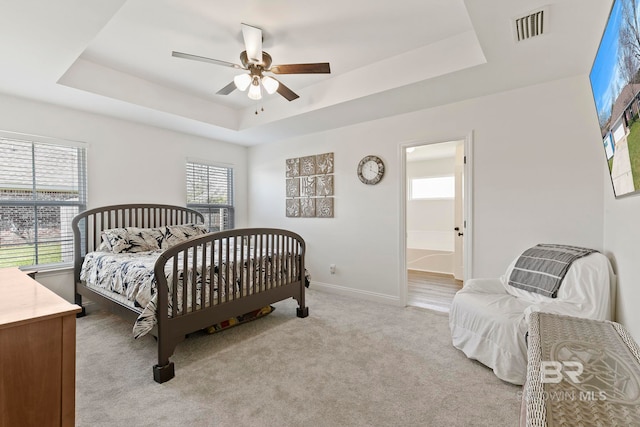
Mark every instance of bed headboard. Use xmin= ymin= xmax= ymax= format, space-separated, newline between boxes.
xmin=71 ymin=204 xmax=204 ymax=281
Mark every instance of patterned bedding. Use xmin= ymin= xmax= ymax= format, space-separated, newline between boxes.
xmin=80 ymin=246 xmax=284 ymax=338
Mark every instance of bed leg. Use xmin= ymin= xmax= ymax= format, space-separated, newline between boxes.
xmin=154 ymin=335 xmax=179 ymax=383
xmin=153 ymin=362 xmax=175 ymax=384
xmin=296 ymin=280 xmax=308 ymax=318
xmin=74 ymin=293 xmax=86 ymax=318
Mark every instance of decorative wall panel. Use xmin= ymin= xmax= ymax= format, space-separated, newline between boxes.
xmin=286 ymin=152 xmax=334 ymax=218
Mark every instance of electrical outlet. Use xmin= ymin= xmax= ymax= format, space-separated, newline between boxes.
xmin=329 ymin=264 xmax=336 ymax=274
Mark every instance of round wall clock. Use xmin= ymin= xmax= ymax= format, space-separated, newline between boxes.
xmin=357 ymin=155 xmax=385 ymax=185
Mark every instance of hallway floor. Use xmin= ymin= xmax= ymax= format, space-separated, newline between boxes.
xmin=407 ymin=270 xmax=462 ymax=313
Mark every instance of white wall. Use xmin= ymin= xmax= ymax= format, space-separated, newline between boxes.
xmin=604 ymin=182 xmax=640 ymax=341
xmin=248 ymin=75 xmax=605 ymax=305
xmin=0 ymin=93 xmax=248 ymax=301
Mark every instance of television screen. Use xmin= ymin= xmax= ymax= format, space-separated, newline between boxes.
xmin=590 ymin=0 xmax=640 ymax=198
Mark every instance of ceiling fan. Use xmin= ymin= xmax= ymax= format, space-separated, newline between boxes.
xmin=172 ymin=23 xmax=331 ymax=102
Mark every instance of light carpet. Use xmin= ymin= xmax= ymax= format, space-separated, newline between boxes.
xmin=75 ymin=289 xmax=521 ymax=426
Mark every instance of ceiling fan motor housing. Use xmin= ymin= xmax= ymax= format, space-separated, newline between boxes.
xmin=240 ymin=50 xmax=272 ymax=69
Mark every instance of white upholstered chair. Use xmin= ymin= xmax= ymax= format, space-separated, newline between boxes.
xmin=448 ymin=251 xmax=615 ymax=385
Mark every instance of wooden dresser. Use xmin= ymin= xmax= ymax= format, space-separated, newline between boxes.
xmin=0 ymin=267 xmax=81 ymax=427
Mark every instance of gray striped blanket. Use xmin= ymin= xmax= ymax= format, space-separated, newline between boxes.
xmin=508 ymin=244 xmax=597 ymax=298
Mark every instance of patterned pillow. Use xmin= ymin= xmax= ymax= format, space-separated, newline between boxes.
xmin=97 ymin=240 xmax=112 ymax=252
xmin=159 ymin=224 xmax=208 ymax=249
xmin=101 ymin=227 xmax=164 ymax=254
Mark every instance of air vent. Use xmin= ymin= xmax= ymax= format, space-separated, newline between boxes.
xmin=514 ymin=8 xmax=546 ymax=42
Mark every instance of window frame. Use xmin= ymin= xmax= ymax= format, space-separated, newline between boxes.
xmin=186 ymin=160 xmax=235 ymax=231
xmin=0 ymin=131 xmax=87 ymax=269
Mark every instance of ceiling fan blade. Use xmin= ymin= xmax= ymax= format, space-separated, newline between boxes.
xmin=172 ymin=51 xmax=243 ymax=69
xmin=270 ymin=63 xmax=331 ymax=74
xmin=241 ymin=23 xmax=262 ymax=64
xmin=216 ymin=81 xmax=237 ymax=95
xmin=273 ymin=78 xmax=299 ymax=101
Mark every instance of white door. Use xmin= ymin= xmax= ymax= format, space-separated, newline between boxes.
xmin=453 ymin=142 xmax=464 ymax=280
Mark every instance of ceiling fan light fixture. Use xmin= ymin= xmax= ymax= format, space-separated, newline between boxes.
xmin=233 ymin=73 xmax=251 ymax=91
xmin=175 ymin=24 xmax=330 ymax=103
xmin=261 ymin=75 xmax=279 ymax=95
xmin=248 ymin=79 xmax=262 ymax=100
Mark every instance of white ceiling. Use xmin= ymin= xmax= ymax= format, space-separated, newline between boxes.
xmin=0 ymin=0 xmax=613 ymax=146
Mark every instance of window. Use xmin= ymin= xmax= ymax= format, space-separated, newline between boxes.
xmin=186 ymin=161 xmax=234 ymax=231
xmin=410 ymin=175 xmax=455 ymax=200
xmin=0 ymin=135 xmax=87 ymax=268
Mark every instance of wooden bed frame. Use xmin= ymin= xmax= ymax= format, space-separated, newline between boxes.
xmin=72 ymin=203 xmax=308 ymax=383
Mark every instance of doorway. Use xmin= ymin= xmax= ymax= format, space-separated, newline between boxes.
xmin=402 ymin=138 xmax=470 ymax=312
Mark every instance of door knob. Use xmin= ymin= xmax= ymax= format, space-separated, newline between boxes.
xmin=454 ymin=227 xmax=463 ymax=236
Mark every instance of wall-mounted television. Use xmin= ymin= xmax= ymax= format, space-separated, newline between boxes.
xmin=590 ymin=0 xmax=640 ymax=198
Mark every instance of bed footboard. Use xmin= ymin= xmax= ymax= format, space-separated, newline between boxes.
xmin=152 ymin=227 xmax=307 ymax=383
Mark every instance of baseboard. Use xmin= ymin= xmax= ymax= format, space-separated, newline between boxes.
xmin=310 ymin=281 xmax=402 ymax=306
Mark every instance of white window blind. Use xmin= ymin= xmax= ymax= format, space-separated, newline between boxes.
xmin=186 ymin=161 xmax=234 ymax=231
xmin=0 ymin=137 xmax=87 ymax=268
